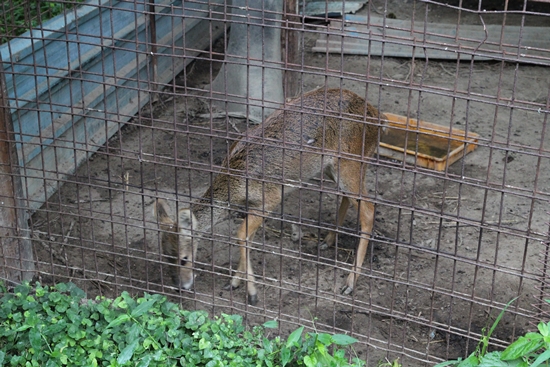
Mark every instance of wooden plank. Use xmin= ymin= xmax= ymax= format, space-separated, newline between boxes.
xmin=313 ymin=15 xmax=550 ymax=65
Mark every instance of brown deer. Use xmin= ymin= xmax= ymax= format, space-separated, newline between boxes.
xmin=155 ymin=88 xmax=386 ymax=305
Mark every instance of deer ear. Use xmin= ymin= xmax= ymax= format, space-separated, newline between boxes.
xmin=177 ymin=208 xmax=195 ymax=233
xmin=155 ymin=199 xmax=175 ymax=231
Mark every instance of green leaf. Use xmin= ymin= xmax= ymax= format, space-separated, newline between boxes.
xmin=314 ymin=342 xmax=328 ymax=357
xmin=281 ymin=347 xmax=291 ymax=367
xmin=263 ymin=320 xmax=278 ymax=329
xmin=286 ymin=326 xmax=304 ymax=348
xmin=477 ymin=351 xmax=508 ymax=367
xmin=118 ymin=339 xmax=139 ymax=365
xmin=29 ymin=328 xmax=42 ymax=350
xmin=312 ymin=333 xmax=332 ymax=345
xmin=531 ymin=348 xmax=550 ymax=367
xmin=55 ymin=302 xmax=68 ymax=314
xmin=126 ymin=323 xmax=141 ymax=344
xmin=49 ymin=292 xmax=62 ymax=303
xmin=55 ymin=283 xmax=68 ymax=293
xmin=185 ymin=311 xmax=207 ymax=330
xmin=66 ymin=282 xmax=86 ymax=299
xmin=0 ymin=350 xmax=5 ymax=365
xmin=501 ymin=333 xmax=544 ymax=360
xmin=35 ymin=285 xmax=46 ymax=298
xmin=152 ymin=349 xmax=163 ymax=361
xmin=198 ymin=338 xmax=211 ymax=350
xmin=304 ymin=354 xmax=317 ymax=367
xmin=504 ymin=359 xmax=529 ymax=367
xmin=482 ymin=298 xmax=518 ymax=356
xmin=538 ymin=322 xmax=550 ymax=337
xmin=61 ymin=353 xmax=70 ymax=364
xmin=116 ymin=300 xmax=129 ymax=310
xmin=331 ymin=334 xmax=358 ymax=346
xmin=263 ymin=337 xmax=274 ymax=354
xmin=106 ymin=314 xmax=130 ymax=329
xmin=15 ymin=324 xmax=32 ymax=332
xmin=315 ymin=333 xmax=332 ymax=346
xmin=137 ymin=354 xmax=153 ymax=367
xmin=457 ymin=353 xmax=479 ymax=367
xmin=131 ymin=299 xmax=156 ymax=318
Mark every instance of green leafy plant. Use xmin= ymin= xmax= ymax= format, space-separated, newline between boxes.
xmin=377 ymin=357 xmax=402 ymax=367
xmin=0 ymin=281 xmax=365 ymax=366
xmin=435 ymin=297 xmax=550 ymax=367
xmin=265 ymin=322 xmax=365 ymax=367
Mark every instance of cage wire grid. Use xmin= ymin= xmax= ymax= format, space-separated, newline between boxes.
xmin=1 ymin=0 xmax=550 ymax=365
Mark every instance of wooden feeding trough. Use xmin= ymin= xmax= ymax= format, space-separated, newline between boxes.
xmin=379 ymin=112 xmax=480 ymax=171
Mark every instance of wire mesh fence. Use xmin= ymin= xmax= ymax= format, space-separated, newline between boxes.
xmin=1 ymin=0 xmax=550 ymax=365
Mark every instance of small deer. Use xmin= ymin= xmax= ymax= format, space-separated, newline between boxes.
xmin=155 ymin=88 xmax=386 ymax=305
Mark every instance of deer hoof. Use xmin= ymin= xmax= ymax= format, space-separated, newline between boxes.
xmin=224 ymin=283 xmax=239 ymax=291
xmin=248 ymin=293 xmax=259 ymax=306
xmin=341 ymin=285 xmax=354 ymax=296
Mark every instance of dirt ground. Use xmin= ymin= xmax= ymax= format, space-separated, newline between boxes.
xmin=31 ymin=1 xmax=550 ymax=365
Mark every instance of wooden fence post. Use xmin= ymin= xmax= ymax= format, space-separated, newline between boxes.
xmin=0 ymin=62 xmax=34 ymax=285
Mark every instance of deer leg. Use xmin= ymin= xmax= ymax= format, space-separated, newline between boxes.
xmin=226 ymin=213 xmax=263 ymax=305
xmin=336 ymin=161 xmax=375 ymax=295
xmin=342 ymin=200 xmax=374 ymax=295
xmin=321 ymin=196 xmax=351 ymax=250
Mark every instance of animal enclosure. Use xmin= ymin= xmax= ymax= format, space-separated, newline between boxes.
xmin=1 ymin=0 xmax=550 ymax=365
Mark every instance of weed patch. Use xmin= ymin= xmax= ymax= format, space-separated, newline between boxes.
xmin=0 ymin=282 xmax=365 ymax=366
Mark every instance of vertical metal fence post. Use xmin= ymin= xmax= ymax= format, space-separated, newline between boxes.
xmin=284 ymin=0 xmax=301 ymax=99
xmin=0 ymin=62 xmax=34 ymax=285
xmin=148 ymin=0 xmax=158 ymax=90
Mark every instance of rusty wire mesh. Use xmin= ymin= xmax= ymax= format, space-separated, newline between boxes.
xmin=1 ymin=0 xmax=550 ymax=365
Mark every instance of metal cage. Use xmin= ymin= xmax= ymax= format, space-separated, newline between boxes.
xmin=1 ymin=0 xmax=549 ymax=364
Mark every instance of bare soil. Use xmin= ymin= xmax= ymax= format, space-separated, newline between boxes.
xmin=32 ymin=1 xmax=550 ymax=365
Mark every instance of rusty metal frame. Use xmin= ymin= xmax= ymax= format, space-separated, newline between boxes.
xmin=0 ymin=0 xmax=549 ymax=365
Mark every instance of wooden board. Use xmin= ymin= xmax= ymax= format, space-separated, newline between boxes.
xmin=0 ymin=63 xmax=34 ymax=284
xmin=313 ymin=15 xmax=550 ymax=65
